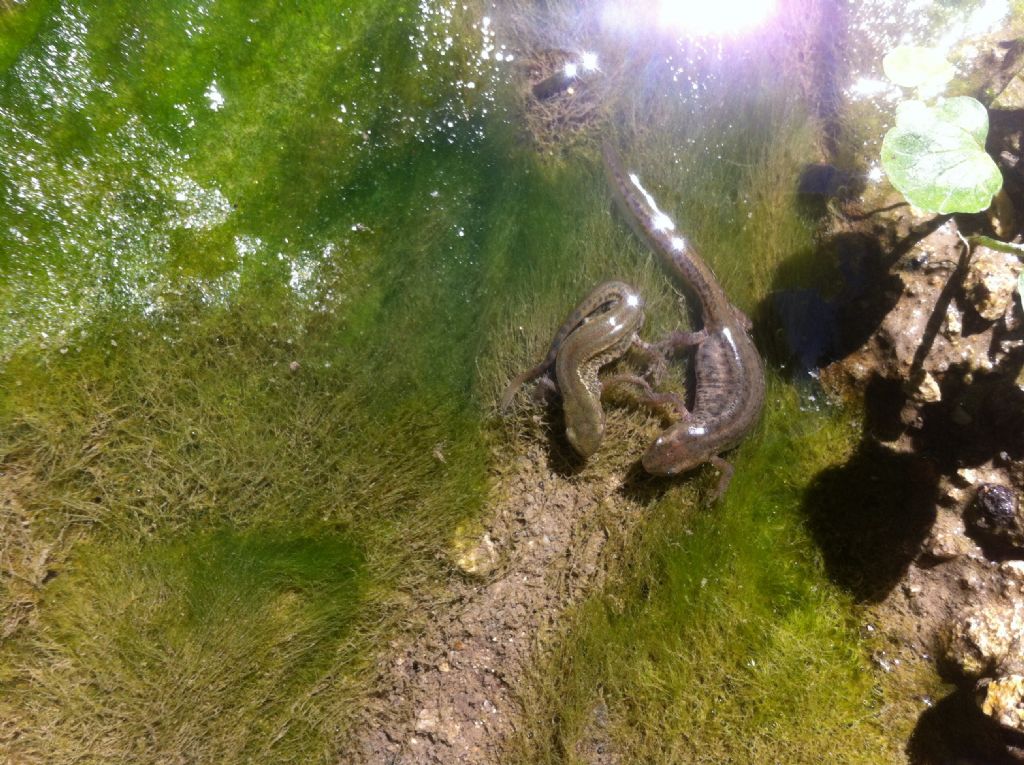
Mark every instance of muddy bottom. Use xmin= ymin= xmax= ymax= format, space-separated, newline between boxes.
xmin=354 ymin=436 xmax=653 ymax=764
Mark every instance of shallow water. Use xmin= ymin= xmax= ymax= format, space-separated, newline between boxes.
xmin=0 ymin=0 xmax=1018 ymax=762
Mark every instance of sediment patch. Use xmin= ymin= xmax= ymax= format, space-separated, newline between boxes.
xmin=354 ymin=435 xmax=651 ymax=764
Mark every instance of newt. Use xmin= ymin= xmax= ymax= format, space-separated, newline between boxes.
xmin=602 ymin=141 xmax=765 ymax=496
xmin=500 ymin=280 xmax=649 ymax=457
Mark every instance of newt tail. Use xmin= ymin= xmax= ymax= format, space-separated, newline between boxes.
xmin=602 ymin=141 xmax=765 ymax=496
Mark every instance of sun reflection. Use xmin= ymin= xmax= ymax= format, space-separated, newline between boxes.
xmin=628 ymin=172 xmax=677 ymax=234
xmin=656 ymin=0 xmax=776 ymax=36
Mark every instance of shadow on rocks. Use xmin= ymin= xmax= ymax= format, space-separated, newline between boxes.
xmin=908 ymin=687 xmax=1024 ymax=765
xmin=802 ymin=437 xmax=938 ymax=602
xmin=754 ymin=230 xmax=904 ymax=382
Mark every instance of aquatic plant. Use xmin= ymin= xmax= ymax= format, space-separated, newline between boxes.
xmin=879 ymin=45 xmax=1003 ymax=214
xmin=501 ymin=18 xmax=934 ymax=760
xmin=0 ymin=0 xmax=960 ymax=761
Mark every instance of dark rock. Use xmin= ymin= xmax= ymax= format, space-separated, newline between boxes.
xmin=971 ymin=484 xmax=1024 ymax=549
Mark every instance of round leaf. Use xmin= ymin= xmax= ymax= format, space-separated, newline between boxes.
xmin=883 ymin=45 xmax=955 ymax=89
xmin=931 ymin=96 xmax=990 ymax=145
xmin=881 ymin=121 xmax=1003 ymax=213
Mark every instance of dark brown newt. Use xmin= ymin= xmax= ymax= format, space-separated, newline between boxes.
xmin=602 ymin=141 xmax=765 ymax=496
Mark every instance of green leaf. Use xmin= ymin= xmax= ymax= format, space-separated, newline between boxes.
xmin=931 ymin=96 xmax=990 ymax=145
xmin=883 ymin=45 xmax=955 ymax=89
xmin=881 ymin=119 xmax=1003 ymax=213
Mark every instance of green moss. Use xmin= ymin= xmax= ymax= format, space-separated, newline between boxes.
xmin=0 ymin=0 xmax=942 ymax=761
xmin=11 ymin=527 xmax=365 ymax=762
xmin=513 ymin=383 xmax=911 ymax=764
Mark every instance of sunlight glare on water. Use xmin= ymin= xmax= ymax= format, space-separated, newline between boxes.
xmin=0 ymin=0 xmax=512 ymax=361
xmin=656 ymin=0 xmax=776 ymax=36
xmin=1 ymin=2 xmax=233 ymax=345
xmin=599 ymin=0 xmax=776 ymax=38
xmin=846 ymin=0 xmax=1013 ymax=104
xmin=0 ymin=2 xmax=240 ymax=356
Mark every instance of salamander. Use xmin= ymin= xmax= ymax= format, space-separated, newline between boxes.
xmin=555 ymin=281 xmax=645 ymax=457
xmin=602 ymin=141 xmax=765 ymax=496
xmin=500 ymin=280 xmax=646 ymax=458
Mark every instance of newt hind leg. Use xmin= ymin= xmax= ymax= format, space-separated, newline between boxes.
xmin=602 ymin=373 xmax=689 ymax=421
xmin=629 ymin=338 xmax=669 ymax=386
xmin=708 ymin=455 xmax=734 ymax=501
xmin=654 ymin=328 xmax=709 ymax=358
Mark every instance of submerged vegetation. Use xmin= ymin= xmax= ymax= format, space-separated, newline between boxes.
xmin=514 ymin=382 xmax=919 ymax=763
xmin=1 ymin=0 xmax=1000 ymax=762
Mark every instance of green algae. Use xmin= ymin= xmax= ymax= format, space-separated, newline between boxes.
xmin=512 ymin=382 xmax=922 ymax=764
xmin=0 ymin=0 xmax=54 ymax=74
xmin=18 ymin=528 xmax=364 ymax=761
xmin=501 ymin=48 xmax=928 ymax=762
xmin=0 ymin=0 xmax=953 ymax=762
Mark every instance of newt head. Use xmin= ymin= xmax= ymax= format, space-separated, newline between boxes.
xmin=565 ymin=417 xmax=604 ymax=459
xmin=641 ymin=420 xmax=714 ymax=476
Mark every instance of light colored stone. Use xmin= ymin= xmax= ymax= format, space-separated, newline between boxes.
xmin=451 ymin=527 xmax=499 ymax=577
xmin=944 ymin=599 xmax=1024 ymax=678
xmin=913 ymin=370 xmax=942 ymax=403
xmin=992 ymin=72 xmax=1024 ymax=110
xmin=956 ymin=467 xmax=980 ymax=486
xmin=979 ymin=674 xmax=1024 ymax=733
xmin=963 ymin=246 xmax=1022 ymax=322
xmin=1002 ymin=561 xmax=1024 ymax=595
xmin=414 ymin=706 xmax=462 ymax=745
xmin=943 ymin=301 xmax=963 ymax=337
xmin=924 ymin=527 xmax=973 ymax=561
xmin=415 ymin=707 xmax=440 ymax=734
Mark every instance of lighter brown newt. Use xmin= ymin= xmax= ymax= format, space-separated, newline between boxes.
xmin=500 ymin=280 xmax=647 ymax=457
xmin=603 ymin=141 xmax=765 ymax=496
xmin=555 ymin=281 xmax=645 ymax=456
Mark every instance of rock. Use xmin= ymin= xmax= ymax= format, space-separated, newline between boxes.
xmin=943 ymin=301 xmax=963 ymax=337
xmin=943 ymin=597 xmax=1024 ymax=678
xmin=414 ymin=705 xmax=462 ymax=745
xmin=923 ymin=513 xmax=975 ymax=560
xmin=451 ymin=526 xmax=500 ymax=577
xmin=963 ymin=246 xmax=1022 ymax=322
xmin=415 ymin=707 xmax=440 ymax=733
xmin=990 ymin=188 xmax=1019 ymax=241
xmin=992 ymin=71 xmax=1024 ymax=110
xmin=970 ymin=484 xmax=1024 ymax=549
xmin=978 ymin=674 xmax=1024 ymax=734
xmin=1002 ymin=560 xmax=1024 ymax=591
xmin=957 ymin=468 xmax=981 ymax=487
xmin=909 ymin=370 xmax=942 ymax=403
